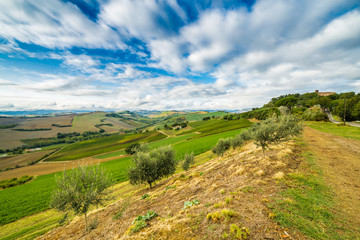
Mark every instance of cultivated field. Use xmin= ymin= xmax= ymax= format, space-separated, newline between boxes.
xmin=184 ymin=111 xmax=228 ymax=121
xmin=0 ymin=115 xmax=73 ymax=149
xmin=71 ymin=112 xmax=134 ymax=133
xmin=0 ymin=150 xmax=52 ymax=170
xmin=46 ymin=131 xmax=166 ymax=161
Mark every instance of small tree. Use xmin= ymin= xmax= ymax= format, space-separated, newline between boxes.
xmin=128 ymin=145 xmax=177 ymax=189
xmin=251 ymin=115 xmax=302 ymax=156
xmin=50 ymin=164 xmax=113 ymax=231
xmin=212 ymin=138 xmax=231 ymax=156
xmin=182 ymin=152 xmax=194 ymax=171
xmin=125 ymin=143 xmax=148 ymax=155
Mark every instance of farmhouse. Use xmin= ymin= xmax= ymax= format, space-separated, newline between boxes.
xmin=315 ymin=90 xmax=335 ymax=96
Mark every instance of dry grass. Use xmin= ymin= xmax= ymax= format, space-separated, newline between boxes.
xmin=38 ymin=140 xmax=305 ymax=240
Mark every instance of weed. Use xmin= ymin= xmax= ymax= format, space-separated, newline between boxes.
xmin=166 ymin=185 xmax=176 ymax=190
xmin=141 ymin=193 xmax=150 ymax=199
xmin=131 ymin=219 xmax=147 ymax=233
xmin=207 ymin=209 xmax=237 ymax=223
xmin=88 ymin=217 xmax=98 ymax=230
xmin=229 ymin=224 xmax=250 ymax=239
xmin=219 ymin=189 xmax=226 ymax=194
xmin=129 ymin=210 xmax=158 ymax=233
xmin=225 ymin=197 xmax=232 ymax=204
xmin=113 ymin=201 xmax=130 ymax=220
xmin=239 ymin=186 xmax=254 ymax=193
xmin=183 ymin=199 xmax=200 ymax=209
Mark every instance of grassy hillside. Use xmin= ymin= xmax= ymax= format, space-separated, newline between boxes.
xmin=180 ymin=118 xmax=251 ymax=138
xmin=71 ymin=112 xmax=135 ymax=133
xmin=46 ymin=131 xmax=166 ymax=161
xmin=184 ymin=111 xmax=228 ymax=121
xmin=306 ymin=121 xmax=360 ymax=140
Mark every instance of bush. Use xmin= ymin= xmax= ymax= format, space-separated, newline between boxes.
xmin=212 ymin=138 xmax=231 ymax=156
xmin=182 ymin=152 xmax=194 ymax=171
xmin=128 ymin=145 xmax=177 ymax=188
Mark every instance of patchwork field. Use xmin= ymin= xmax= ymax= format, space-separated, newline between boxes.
xmin=181 ymin=118 xmax=252 ymax=138
xmin=184 ymin=111 xmax=228 ymax=121
xmin=45 ymin=131 xmax=166 ymax=161
xmin=71 ymin=112 xmax=135 ymax=133
xmin=0 ymin=116 xmax=74 ymax=149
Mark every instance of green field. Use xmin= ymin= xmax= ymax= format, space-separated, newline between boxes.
xmin=95 ymin=133 xmax=198 ymax=159
xmin=184 ymin=111 xmax=228 ymax=121
xmin=180 ymin=118 xmax=251 ymax=138
xmin=306 ymin=121 xmax=360 ymax=140
xmin=174 ymin=128 xmax=247 ymax=160
xmin=46 ymin=131 xmax=166 ymax=161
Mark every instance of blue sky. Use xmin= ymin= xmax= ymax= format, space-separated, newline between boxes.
xmin=0 ymin=0 xmax=359 ymax=111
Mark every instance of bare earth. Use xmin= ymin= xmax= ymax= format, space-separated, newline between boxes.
xmin=303 ymin=127 xmax=360 ymax=228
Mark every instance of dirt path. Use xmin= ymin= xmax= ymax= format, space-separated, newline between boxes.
xmin=303 ymin=126 xmax=360 ymax=228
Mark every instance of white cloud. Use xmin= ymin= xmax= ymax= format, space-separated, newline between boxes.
xmin=0 ymin=0 xmax=123 ymax=49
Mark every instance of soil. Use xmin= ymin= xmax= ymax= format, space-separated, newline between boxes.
xmin=303 ymin=127 xmax=360 ymax=228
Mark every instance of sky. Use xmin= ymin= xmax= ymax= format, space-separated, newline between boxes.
xmin=0 ymin=0 xmax=359 ymax=111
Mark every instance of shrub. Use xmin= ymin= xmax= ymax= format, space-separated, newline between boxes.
xmin=50 ymin=163 xmax=113 ymax=231
xmin=128 ymin=145 xmax=177 ymax=188
xmin=182 ymin=152 xmax=194 ymax=171
xmin=212 ymin=138 xmax=231 ymax=156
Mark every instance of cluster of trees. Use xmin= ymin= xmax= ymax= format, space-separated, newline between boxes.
xmin=163 ymin=121 xmax=188 ymax=130
xmin=202 ymin=116 xmax=215 ymax=121
xmin=223 ymin=108 xmax=280 ymax=121
xmin=223 ymin=92 xmax=359 ymax=122
xmin=213 ymin=115 xmax=303 ymax=156
xmin=267 ymin=92 xmax=360 ymax=122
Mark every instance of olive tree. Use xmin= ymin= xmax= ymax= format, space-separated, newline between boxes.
xmin=182 ymin=152 xmax=194 ymax=171
xmin=50 ymin=164 xmax=113 ymax=231
xmin=128 ymin=145 xmax=177 ymax=189
xmin=251 ymin=115 xmax=302 ymax=156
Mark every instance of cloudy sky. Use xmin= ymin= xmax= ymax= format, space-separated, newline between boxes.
xmin=0 ymin=0 xmax=359 ymax=111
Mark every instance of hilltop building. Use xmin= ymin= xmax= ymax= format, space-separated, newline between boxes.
xmin=315 ymin=90 xmax=335 ymax=96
